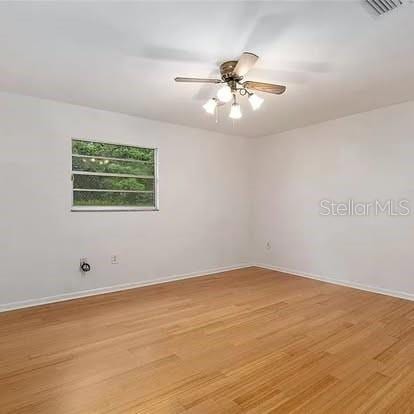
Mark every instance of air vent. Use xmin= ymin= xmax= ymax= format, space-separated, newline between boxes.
xmin=366 ymin=0 xmax=404 ymax=15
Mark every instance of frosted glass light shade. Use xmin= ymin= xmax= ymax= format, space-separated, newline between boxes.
xmin=203 ymin=98 xmax=218 ymax=114
xmin=229 ymin=103 xmax=242 ymax=119
xmin=217 ymin=85 xmax=233 ymax=103
xmin=249 ymin=93 xmax=264 ymax=110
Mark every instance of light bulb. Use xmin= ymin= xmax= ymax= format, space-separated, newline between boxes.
xmin=217 ymin=85 xmax=233 ymax=103
xmin=203 ymin=98 xmax=218 ymax=115
xmin=229 ymin=103 xmax=242 ymax=120
xmin=248 ymin=93 xmax=264 ymax=110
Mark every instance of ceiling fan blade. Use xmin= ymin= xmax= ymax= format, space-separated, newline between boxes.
xmin=234 ymin=52 xmax=259 ymax=77
xmin=243 ymin=81 xmax=286 ymax=95
xmin=192 ymin=70 xmax=223 ymax=102
xmin=175 ymin=77 xmax=222 ymax=84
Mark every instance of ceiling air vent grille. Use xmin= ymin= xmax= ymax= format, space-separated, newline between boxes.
xmin=366 ymin=0 xmax=404 ymax=15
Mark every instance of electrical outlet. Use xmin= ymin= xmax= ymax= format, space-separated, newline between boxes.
xmin=111 ymin=255 xmax=119 ymax=264
xmin=265 ymin=241 xmax=272 ymax=250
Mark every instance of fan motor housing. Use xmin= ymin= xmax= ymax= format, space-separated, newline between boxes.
xmin=220 ymin=60 xmax=242 ymax=83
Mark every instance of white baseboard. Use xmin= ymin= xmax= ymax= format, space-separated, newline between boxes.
xmin=0 ymin=263 xmax=252 ymax=313
xmin=5 ymin=263 xmax=411 ymax=312
xmin=256 ymin=263 xmax=414 ymax=302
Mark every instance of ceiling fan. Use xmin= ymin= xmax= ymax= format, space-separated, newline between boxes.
xmin=175 ymin=52 xmax=286 ymax=120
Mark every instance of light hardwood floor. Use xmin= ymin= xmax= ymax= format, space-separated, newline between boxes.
xmin=1 ymin=267 xmax=414 ymax=413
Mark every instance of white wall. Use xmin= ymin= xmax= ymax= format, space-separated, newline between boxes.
xmin=252 ymin=100 xmax=414 ymax=298
xmin=0 ymin=92 xmax=251 ymax=309
xmin=2 ymin=91 xmax=414 ymax=310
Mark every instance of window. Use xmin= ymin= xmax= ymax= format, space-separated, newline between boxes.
xmin=71 ymin=139 xmax=158 ymax=211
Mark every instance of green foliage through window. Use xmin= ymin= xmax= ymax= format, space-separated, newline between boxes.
xmin=72 ymin=139 xmax=157 ymax=209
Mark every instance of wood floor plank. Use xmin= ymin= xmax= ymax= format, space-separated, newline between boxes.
xmin=1 ymin=267 xmax=414 ymax=413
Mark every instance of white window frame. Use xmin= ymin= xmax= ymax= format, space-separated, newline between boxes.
xmin=71 ymin=138 xmax=159 ymax=212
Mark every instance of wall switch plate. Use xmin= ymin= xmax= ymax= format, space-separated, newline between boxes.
xmin=111 ymin=255 xmax=119 ymax=264
xmin=265 ymin=241 xmax=272 ymax=250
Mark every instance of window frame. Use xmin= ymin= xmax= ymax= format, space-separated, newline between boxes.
xmin=70 ymin=138 xmax=159 ymax=212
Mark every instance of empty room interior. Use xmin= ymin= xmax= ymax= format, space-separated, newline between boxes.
xmin=2 ymin=1 xmax=414 ymax=413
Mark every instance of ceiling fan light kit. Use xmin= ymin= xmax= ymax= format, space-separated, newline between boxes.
xmin=175 ymin=52 xmax=286 ymax=121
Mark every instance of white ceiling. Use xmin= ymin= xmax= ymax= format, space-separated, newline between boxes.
xmin=0 ymin=1 xmax=413 ymax=137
